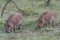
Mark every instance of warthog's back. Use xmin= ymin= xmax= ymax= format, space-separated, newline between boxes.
xmin=43 ymin=11 xmax=55 ymax=21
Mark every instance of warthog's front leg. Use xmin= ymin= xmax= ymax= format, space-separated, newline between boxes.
xmin=13 ymin=25 xmax=16 ymax=33
xmin=52 ymin=20 xmax=55 ymax=27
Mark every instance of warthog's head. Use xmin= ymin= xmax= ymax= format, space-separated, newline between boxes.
xmin=5 ymin=24 xmax=12 ymax=33
xmin=38 ymin=19 xmax=45 ymax=28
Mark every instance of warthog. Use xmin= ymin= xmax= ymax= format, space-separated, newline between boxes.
xmin=5 ymin=11 xmax=23 ymax=33
xmin=38 ymin=10 xmax=55 ymax=28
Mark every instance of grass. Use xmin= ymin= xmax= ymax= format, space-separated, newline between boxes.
xmin=0 ymin=0 xmax=60 ymax=40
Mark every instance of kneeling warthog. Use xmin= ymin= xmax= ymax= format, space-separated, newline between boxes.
xmin=38 ymin=10 xmax=55 ymax=28
xmin=5 ymin=11 xmax=23 ymax=33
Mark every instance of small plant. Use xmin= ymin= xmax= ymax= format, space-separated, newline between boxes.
xmin=23 ymin=7 xmax=34 ymax=15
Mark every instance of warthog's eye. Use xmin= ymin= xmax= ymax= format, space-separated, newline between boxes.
xmin=40 ymin=21 xmax=43 ymax=23
xmin=6 ymin=24 xmax=11 ymax=29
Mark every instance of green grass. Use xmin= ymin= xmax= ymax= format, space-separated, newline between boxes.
xmin=0 ymin=0 xmax=60 ymax=40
